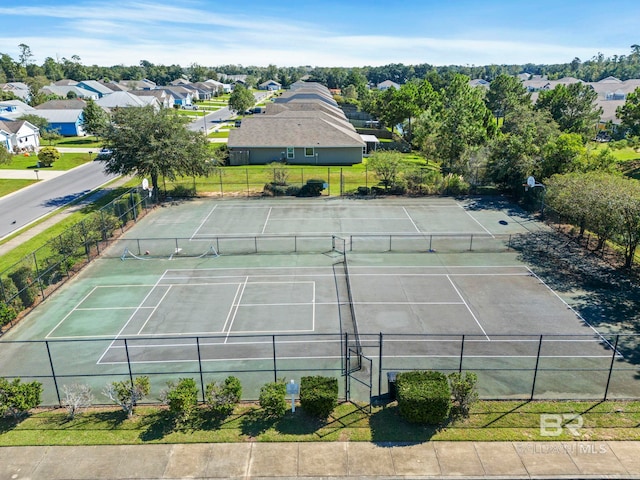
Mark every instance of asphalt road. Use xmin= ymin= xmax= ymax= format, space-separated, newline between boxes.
xmin=0 ymin=161 xmax=119 ymax=240
xmin=187 ymin=92 xmax=271 ymax=132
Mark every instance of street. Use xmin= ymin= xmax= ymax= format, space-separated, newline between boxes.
xmin=0 ymin=161 xmax=119 ymax=240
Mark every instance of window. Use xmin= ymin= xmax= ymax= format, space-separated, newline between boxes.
xmin=304 ymin=147 xmax=314 ymax=157
xmin=286 ymin=147 xmax=294 ymax=160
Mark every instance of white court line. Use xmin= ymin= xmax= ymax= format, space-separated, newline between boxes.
xmin=266 ymin=217 xmax=409 ymax=221
xmin=220 ymin=282 xmax=243 ymax=334
xmin=446 ymin=275 xmax=490 ymax=340
xmin=46 ymin=286 xmax=99 ymax=338
xmin=137 ymin=286 xmax=173 ymax=335
xmin=402 ymin=207 xmax=421 ymax=232
xmin=224 ymin=277 xmax=249 ymax=343
xmin=525 ymin=266 xmax=623 ymax=357
xmin=96 ymin=274 xmax=168 ymax=364
xmin=261 ymin=207 xmax=272 ymax=234
xmin=457 ymin=203 xmax=494 ymax=237
xmin=190 ymin=204 xmax=218 ymax=240
xmin=75 ymin=307 xmax=151 ymax=311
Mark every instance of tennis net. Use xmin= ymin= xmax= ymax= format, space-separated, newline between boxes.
xmin=342 ymin=251 xmax=362 ymax=365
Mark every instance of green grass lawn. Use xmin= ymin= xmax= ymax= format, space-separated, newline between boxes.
xmin=0 ymin=152 xmax=92 ymax=171
xmin=52 ymin=136 xmax=102 ymax=148
xmin=0 ymin=179 xmax=38 ymax=196
xmin=0 ymin=400 xmax=638 ymax=446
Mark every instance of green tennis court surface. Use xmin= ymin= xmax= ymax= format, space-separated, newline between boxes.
xmin=1 ymin=197 xmax=637 ymax=403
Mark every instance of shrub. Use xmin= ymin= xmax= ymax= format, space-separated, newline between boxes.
xmin=396 ymin=371 xmax=451 ymax=424
xmin=0 ymin=377 xmax=43 ymax=420
xmin=439 ymin=173 xmax=470 ymax=195
xmin=62 ymin=384 xmax=93 ymax=420
xmin=0 ymin=277 xmax=21 ymax=311
xmin=103 ymin=376 xmax=150 ymax=418
xmin=37 ymin=146 xmax=60 ymax=167
xmin=285 ymin=185 xmax=301 ymax=196
xmin=165 ymin=378 xmax=199 ymax=429
xmin=205 ymin=376 xmax=242 ymax=417
xmin=0 ymin=301 xmax=17 ymax=327
xmin=8 ymin=266 xmax=37 ymax=308
xmin=300 ymin=376 xmax=338 ymax=419
xmin=169 ymin=185 xmax=196 ymax=197
xmin=259 ymin=380 xmax=287 ymax=417
xmin=448 ymin=372 xmax=479 ymax=416
xmin=297 ymin=179 xmax=325 ymax=197
xmin=263 ymin=182 xmax=287 ymax=196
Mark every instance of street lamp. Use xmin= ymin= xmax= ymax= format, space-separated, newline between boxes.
xmin=525 ymin=175 xmax=546 ymax=219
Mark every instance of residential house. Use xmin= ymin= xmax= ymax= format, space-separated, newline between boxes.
xmin=0 ymin=119 xmax=40 ymax=152
xmin=158 ymin=86 xmax=194 ymax=107
xmin=0 ymin=99 xmax=36 ymax=120
xmin=118 ymin=78 xmax=157 ymax=91
xmin=131 ymin=89 xmax=175 ymax=109
xmin=77 ymin=80 xmax=115 ymax=98
xmin=259 ymin=80 xmax=281 ymax=91
xmin=469 ymin=79 xmax=490 ymax=89
xmin=96 ymin=91 xmax=155 ymax=110
xmin=41 ymin=84 xmax=98 ymax=100
xmin=0 ymin=82 xmax=31 ymax=101
xmin=31 ymin=109 xmax=85 ymax=136
xmin=377 ymin=80 xmax=401 ymax=91
xmin=228 ymin=83 xmax=365 ymax=166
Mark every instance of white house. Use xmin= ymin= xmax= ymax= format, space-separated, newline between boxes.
xmin=0 ymin=120 xmax=40 ymax=153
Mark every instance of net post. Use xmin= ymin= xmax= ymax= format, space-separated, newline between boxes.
xmin=530 ymin=335 xmax=543 ymax=401
xmin=469 ymin=234 xmax=473 ymax=251
xmin=603 ymin=334 xmax=620 ymax=401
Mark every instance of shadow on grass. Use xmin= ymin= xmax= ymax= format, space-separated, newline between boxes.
xmin=240 ymin=409 xmax=279 ymax=438
xmin=138 ymin=409 xmax=174 ymax=441
xmin=369 ymin=404 xmax=440 ymax=444
xmin=275 ymin=410 xmax=325 ymax=436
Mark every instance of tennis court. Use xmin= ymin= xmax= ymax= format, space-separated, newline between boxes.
xmin=1 ymin=197 xmax=637 ymax=403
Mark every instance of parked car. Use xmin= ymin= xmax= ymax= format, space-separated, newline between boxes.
xmin=96 ymin=148 xmax=113 ymax=160
xmin=181 ymin=104 xmax=198 ymax=110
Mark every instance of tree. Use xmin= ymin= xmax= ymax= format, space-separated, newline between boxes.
xmin=434 ymin=74 xmax=497 ymax=175
xmin=100 ymin=106 xmax=214 ymax=196
xmin=81 ymin=98 xmax=109 ymax=137
xmin=485 ymin=74 xmax=531 ymax=124
xmin=228 ymin=84 xmax=255 ymax=114
xmin=617 ymin=87 xmax=640 ymax=137
xmin=62 ymin=384 xmax=93 ymax=420
xmin=205 ymin=376 xmax=242 ymax=417
xmin=103 ymin=376 xmax=150 ymax=418
xmin=486 ymin=105 xmax=560 ymax=193
xmin=37 ymin=146 xmax=60 ymax=167
xmin=367 ymin=151 xmax=404 ymax=190
xmin=536 ymin=83 xmax=602 ymax=138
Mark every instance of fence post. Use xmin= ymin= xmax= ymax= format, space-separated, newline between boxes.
xmin=530 ymin=335 xmax=543 ymax=401
xmin=196 ymin=337 xmax=206 ymax=403
xmin=272 ymin=335 xmax=277 ymax=382
xmin=219 ymin=169 xmax=224 ymax=197
xmin=459 ymin=335 xmax=465 ymax=373
xmin=327 ymin=168 xmax=331 ymax=196
xmin=469 ymin=234 xmax=474 ymax=251
xmin=33 ymin=252 xmax=45 ymax=300
xmin=378 ymin=332 xmax=383 ymax=396
xmin=245 ymin=168 xmax=249 ymax=197
xmin=124 ymin=339 xmax=134 ymax=386
xmin=45 ymin=340 xmax=61 ymax=405
xmin=603 ymin=335 xmax=620 ymax=401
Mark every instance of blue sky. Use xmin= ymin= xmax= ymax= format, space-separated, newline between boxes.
xmin=2 ymin=0 xmax=639 ymax=68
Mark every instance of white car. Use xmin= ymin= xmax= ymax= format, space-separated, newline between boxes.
xmin=181 ymin=104 xmax=198 ymax=110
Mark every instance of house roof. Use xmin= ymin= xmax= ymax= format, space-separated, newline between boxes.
xmin=41 ymin=85 xmax=97 ymax=99
xmin=96 ymin=91 xmax=147 ymax=108
xmin=228 ymin=116 xmax=365 ymax=148
xmin=35 ymin=99 xmax=87 ymax=110
xmin=377 ymin=80 xmax=401 ymax=89
xmin=78 ymin=80 xmax=114 ymax=96
xmin=34 ymin=109 xmax=84 ymax=123
xmin=260 ymin=79 xmax=281 ymax=87
xmin=0 ymin=120 xmax=28 ymax=134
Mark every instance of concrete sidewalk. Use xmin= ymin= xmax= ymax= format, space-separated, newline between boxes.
xmin=0 ymin=168 xmax=66 ymax=181
xmin=1 ymin=441 xmax=639 ymax=479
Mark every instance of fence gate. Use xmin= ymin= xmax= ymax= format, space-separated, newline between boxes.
xmin=345 ymin=345 xmax=372 ymax=407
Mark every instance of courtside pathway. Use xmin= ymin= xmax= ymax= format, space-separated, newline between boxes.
xmin=2 ymin=441 xmax=640 ymax=479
